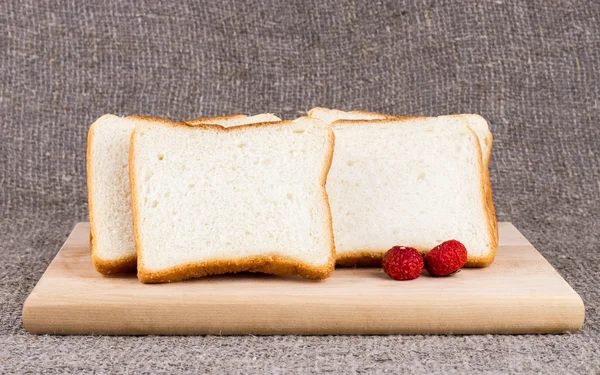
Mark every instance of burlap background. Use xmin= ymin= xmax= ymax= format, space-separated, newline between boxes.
xmin=1 ymin=0 xmax=599 ymax=373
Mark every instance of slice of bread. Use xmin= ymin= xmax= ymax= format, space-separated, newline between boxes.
xmin=87 ymin=113 xmax=280 ymax=275
xmin=308 ymin=108 xmax=497 ymax=266
xmin=129 ymin=117 xmax=335 ymax=283
xmin=87 ymin=114 xmax=140 ymax=274
xmin=326 ymin=116 xmax=498 ymax=267
xmin=184 ymin=113 xmax=281 ymax=127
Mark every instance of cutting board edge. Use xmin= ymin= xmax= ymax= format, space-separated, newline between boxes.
xmin=22 ymin=287 xmax=585 ymax=336
xmin=22 ymin=222 xmax=586 ymax=336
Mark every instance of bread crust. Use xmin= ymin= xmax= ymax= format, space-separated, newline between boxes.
xmin=337 ymin=251 xmax=385 ymax=267
xmin=87 ymin=116 xmax=100 ymax=271
xmin=344 ymin=110 xmax=392 ymax=119
xmin=126 ymin=115 xmax=179 ymax=124
xmin=456 ymin=114 xmax=498 ymax=256
xmin=92 ymin=252 xmax=137 ymax=275
xmin=466 ymin=124 xmax=498 ymax=268
xmin=308 ymin=107 xmax=393 ymax=121
xmin=130 ymin=118 xmax=336 ymax=283
xmin=183 ymin=114 xmax=248 ymax=126
xmin=184 ymin=114 xmax=281 ymax=126
xmin=137 ymin=255 xmax=332 ymax=283
xmin=331 ymin=116 xmax=498 ymax=268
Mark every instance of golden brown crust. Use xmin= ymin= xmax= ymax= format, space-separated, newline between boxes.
xmin=138 ymin=255 xmax=332 ymax=283
xmin=483 ymin=134 xmax=498 ymax=239
xmin=463 ymin=125 xmax=498 ymax=268
xmin=307 ymin=107 xmax=393 ymax=122
xmin=391 ymin=115 xmax=429 ymax=121
xmin=459 ymin=115 xmax=498 ymax=263
xmin=126 ymin=115 xmax=179 ymax=125
xmin=346 ymin=110 xmax=393 ymax=119
xmin=129 ymin=129 xmax=143 ymax=278
xmin=183 ymin=114 xmax=248 ymax=126
xmin=481 ymin=137 xmax=498 ymax=246
xmin=86 ymin=118 xmax=96 ymax=263
xmin=87 ymin=117 xmax=100 ymax=270
xmin=330 ymin=117 xmax=432 ymax=128
xmin=336 ymin=251 xmax=384 ymax=267
xmin=321 ymin=128 xmax=337 ymax=270
xmin=92 ymin=253 xmax=137 ymax=275
xmin=87 ymin=115 xmax=139 ymax=274
xmin=130 ymin=118 xmax=336 ymax=283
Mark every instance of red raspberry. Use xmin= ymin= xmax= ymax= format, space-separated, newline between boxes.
xmin=424 ymin=240 xmax=468 ymax=277
xmin=382 ymin=246 xmax=424 ymax=280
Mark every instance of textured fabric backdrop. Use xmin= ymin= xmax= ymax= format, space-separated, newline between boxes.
xmin=1 ymin=0 xmax=599 ymax=374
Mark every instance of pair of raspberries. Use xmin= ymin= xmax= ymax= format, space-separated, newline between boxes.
xmin=382 ymin=240 xmax=468 ymax=280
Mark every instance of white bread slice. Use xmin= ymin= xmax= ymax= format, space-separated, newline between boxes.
xmin=129 ymin=117 xmax=335 ymax=283
xmin=87 ymin=114 xmax=280 ymax=275
xmin=87 ymin=114 xmax=140 ymax=274
xmin=184 ymin=113 xmax=281 ymax=127
xmin=327 ymin=117 xmax=497 ymax=267
xmin=308 ymin=107 xmax=497 ymax=265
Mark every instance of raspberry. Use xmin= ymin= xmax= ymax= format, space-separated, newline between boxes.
xmin=424 ymin=240 xmax=468 ymax=277
xmin=382 ymin=246 xmax=424 ymax=280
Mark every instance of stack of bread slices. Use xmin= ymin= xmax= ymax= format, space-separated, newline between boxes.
xmin=87 ymin=108 xmax=498 ymax=283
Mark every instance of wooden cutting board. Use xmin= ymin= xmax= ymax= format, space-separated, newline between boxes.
xmin=23 ymin=222 xmax=584 ymax=335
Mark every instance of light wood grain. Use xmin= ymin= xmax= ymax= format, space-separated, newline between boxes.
xmin=22 ymin=222 xmax=584 ymax=335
